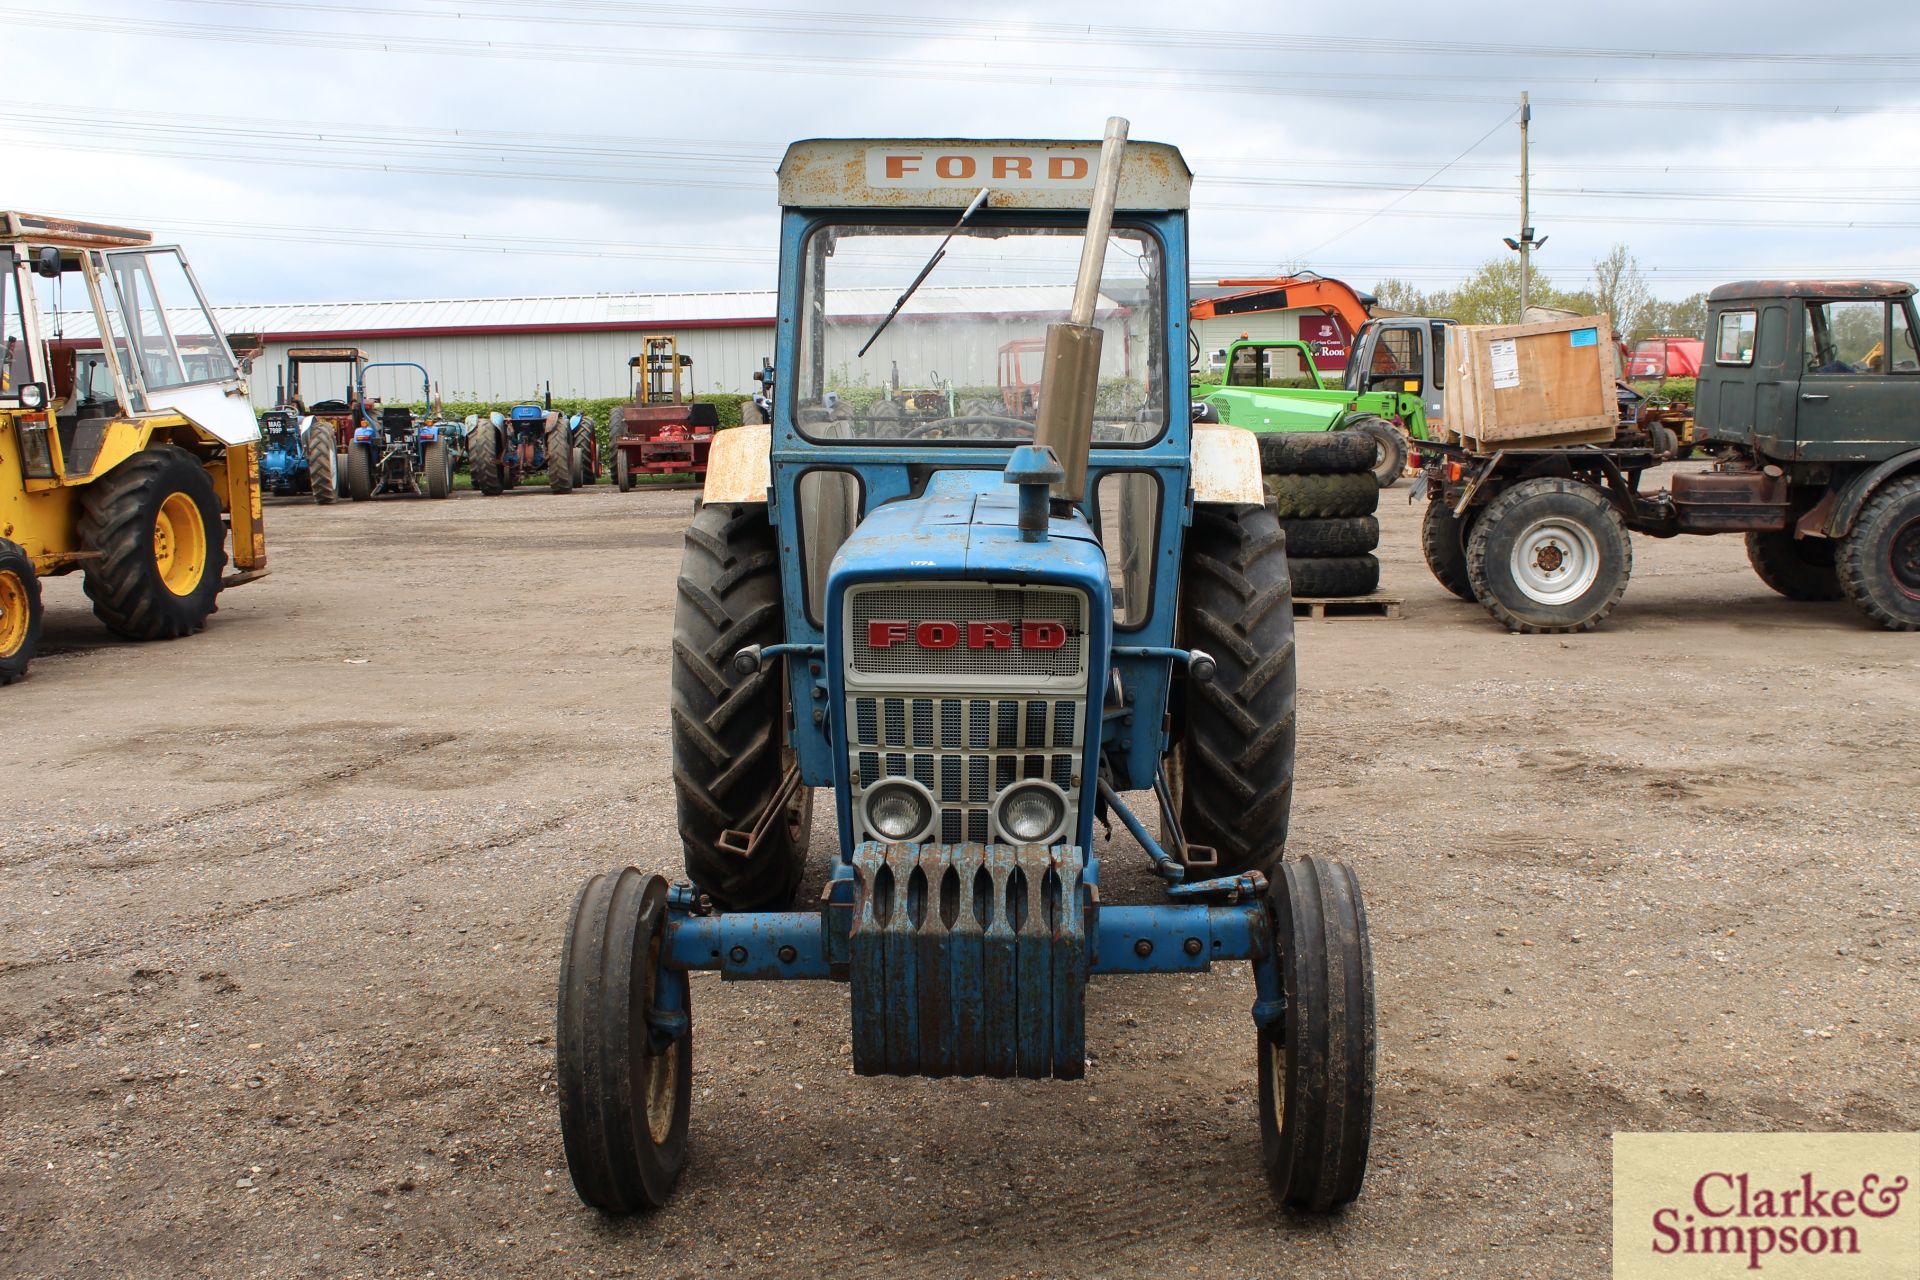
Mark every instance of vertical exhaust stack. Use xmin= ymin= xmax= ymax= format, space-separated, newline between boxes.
xmin=1034 ymin=116 xmax=1129 ymax=507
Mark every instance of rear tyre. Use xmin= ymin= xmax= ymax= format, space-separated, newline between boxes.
xmin=1466 ymin=477 xmax=1631 ymax=634
xmin=79 ymin=445 xmax=227 ymax=641
xmin=548 ymin=421 xmax=575 ymax=494
xmin=470 ymin=423 xmax=502 ymax=496
xmin=616 ymin=450 xmax=634 ymax=492
xmin=346 ymin=442 xmax=374 ymax=501
xmin=303 ymin=421 xmax=337 ymax=505
xmin=1745 ymin=531 xmax=1841 ymax=602
xmin=1836 ymin=475 xmax=1920 ymax=631
xmin=425 ymin=440 xmax=453 ymax=499
xmin=556 ymin=868 xmax=690 ymax=1213
xmin=574 ymin=445 xmax=589 ymax=488
xmin=1348 ymin=416 xmax=1409 ymax=489
xmin=1175 ymin=503 xmax=1296 ymax=878
xmin=1421 ymin=500 xmax=1479 ymax=602
xmin=1288 ymin=555 xmax=1379 ymax=598
xmin=1259 ymin=855 xmax=1375 ymax=1212
xmin=1264 ymin=472 xmax=1378 ymax=520
xmin=0 ymin=539 xmax=43 ymax=686
xmin=1277 ymin=516 xmax=1377 ymax=559
xmin=1256 ymin=430 xmax=1375 ymax=476
xmin=671 ymin=503 xmax=812 ymax=910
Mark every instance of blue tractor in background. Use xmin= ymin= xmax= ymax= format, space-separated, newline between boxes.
xmin=466 ymin=394 xmax=596 ymax=495
xmin=554 ymin=124 xmax=1377 ymax=1216
xmin=344 ymin=361 xmax=464 ymax=501
xmin=256 ymin=346 xmax=367 ymax=504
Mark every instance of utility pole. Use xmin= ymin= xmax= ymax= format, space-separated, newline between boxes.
xmin=1503 ymin=91 xmax=1546 ymax=321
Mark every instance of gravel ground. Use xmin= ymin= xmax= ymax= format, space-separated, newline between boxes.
xmin=1 ymin=468 xmax=1914 ymax=1279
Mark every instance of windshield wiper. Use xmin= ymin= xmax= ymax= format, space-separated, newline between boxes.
xmin=856 ymin=187 xmax=990 ymax=359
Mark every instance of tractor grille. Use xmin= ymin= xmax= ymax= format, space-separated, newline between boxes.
xmin=843 ymin=582 xmax=1088 ymax=847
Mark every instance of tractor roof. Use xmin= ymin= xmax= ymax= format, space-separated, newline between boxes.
xmin=1 ymin=212 xmax=152 ymax=249
xmin=1709 ymin=279 xmax=1914 ymax=302
xmin=777 ymin=138 xmax=1190 ymax=212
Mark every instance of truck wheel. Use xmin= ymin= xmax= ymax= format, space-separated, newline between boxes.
xmin=1174 ymin=502 xmax=1295 ymax=878
xmin=616 ymin=450 xmax=634 ymax=492
xmin=0 ymin=539 xmax=43 ymax=686
xmin=1421 ymin=500 xmax=1479 ymax=602
xmin=470 ymin=423 xmax=502 ymax=496
xmin=1277 ymin=516 xmax=1377 ymax=558
xmin=671 ymin=503 xmax=812 ymax=910
xmin=1288 ymin=555 xmax=1379 ymax=598
xmin=425 ymin=440 xmax=453 ymax=499
xmin=556 ymin=868 xmax=690 ymax=1213
xmin=1466 ymin=477 xmax=1631 ymax=634
xmin=304 ymin=422 xmax=337 ymax=505
xmin=1256 ymin=430 xmax=1375 ymax=476
xmin=1837 ymin=475 xmax=1920 ymax=631
xmin=548 ymin=421 xmax=575 ymax=493
xmin=1264 ymin=472 xmax=1377 ymax=520
xmin=1260 ymin=855 xmax=1375 ymax=1212
xmin=1745 ymin=531 xmax=1841 ymax=602
xmin=1348 ymin=416 xmax=1409 ymax=489
xmin=346 ymin=442 xmax=374 ymax=501
xmin=1650 ymin=424 xmax=1679 ymax=458
xmin=79 ymin=446 xmax=228 ymax=641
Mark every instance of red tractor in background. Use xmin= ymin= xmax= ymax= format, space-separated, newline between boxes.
xmin=608 ymin=335 xmax=715 ymax=490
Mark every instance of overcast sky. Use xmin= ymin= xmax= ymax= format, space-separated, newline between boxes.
xmin=10 ymin=1 xmax=1918 ymax=309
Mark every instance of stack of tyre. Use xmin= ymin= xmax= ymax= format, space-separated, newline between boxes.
xmin=1257 ymin=429 xmax=1382 ymax=598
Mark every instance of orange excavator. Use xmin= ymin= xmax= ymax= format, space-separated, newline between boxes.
xmin=1189 ymin=273 xmax=1374 ymax=335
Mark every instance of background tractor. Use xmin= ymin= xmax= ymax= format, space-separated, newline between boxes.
xmin=255 ymin=346 xmax=368 ymax=504
xmin=608 ymin=336 xmax=715 ymax=489
xmin=342 ymin=361 xmax=463 ymax=500
xmin=0 ymin=212 xmax=267 ymax=686
xmin=467 ymin=397 xmax=595 ymax=495
xmin=554 ymin=126 xmax=1376 ymax=1218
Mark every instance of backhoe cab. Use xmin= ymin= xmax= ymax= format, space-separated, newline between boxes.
xmin=555 ymin=128 xmax=1378 ymax=1218
xmin=0 ymin=212 xmax=265 ymax=686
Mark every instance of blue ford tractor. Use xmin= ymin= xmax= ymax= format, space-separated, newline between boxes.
xmin=466 ymin=399 xmax=595 ymax=495
xmin=344 ymin=362 xmax=463 ymax=500
xmin=256 ymin=346 xmax=367 ymax=503
xmin=556 ymin=123 xmax=1377 ymax=1215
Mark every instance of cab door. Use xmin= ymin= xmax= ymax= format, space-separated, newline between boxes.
xmin=1794 ymin=297 xmax=1917 ymax=462
xmin=100 ymin=247 xmax=258 ymax=446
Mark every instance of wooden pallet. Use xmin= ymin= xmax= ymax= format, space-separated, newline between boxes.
xmin=1293 ymin=594 xmax=1403 ymax=620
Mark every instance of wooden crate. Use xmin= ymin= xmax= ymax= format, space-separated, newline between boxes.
xmin=1440 ymin=315 xmax=1617 ymax=450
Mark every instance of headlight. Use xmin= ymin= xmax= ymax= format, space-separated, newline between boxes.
xmin=18 ymin=382 xmax=47 ymax=411
xmin=993 ymin=780 xmax=1068 ymax=846
xmin=862 ymin=778 xmax=935 ymax=843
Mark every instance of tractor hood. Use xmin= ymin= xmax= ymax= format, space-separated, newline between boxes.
xmin=828 ymin=470 xmax=1108 ymax=585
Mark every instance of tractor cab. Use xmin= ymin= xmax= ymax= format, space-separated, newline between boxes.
xmin=553 ymin=130 xmax=1377 ymax=1220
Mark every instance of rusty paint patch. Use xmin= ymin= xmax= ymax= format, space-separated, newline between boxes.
xmin=1708 ymin=279 xmax=1914 ymax=302
xmin=1191 ymin=424 xmax=1263 ymax=503
xmin=777 ymin=138 xmax=1191 ymax=211
xmin=700 ymin=424 xmax=771 ymax=503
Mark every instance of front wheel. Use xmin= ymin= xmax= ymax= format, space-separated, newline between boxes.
xmin=556 ymin=868 xmax=690 ymax=1213
xmin=424 ymin=440 xmax=453 ymax=499
xmin=79 ymin=446 xmax=228 ymax=641
xmin=1837 ymin=475 xmax=1920 ymax=630
xmin=346 ymin=442 xmax=374 ymax=501
xmin=470 ymin=423 xmax=503 ymax=496
xmin=1466 ymin=477 xmax=1631 ymax=634
xmin=0 ymin=538 xmax=44 ymax=685
xmin=547 ymin=421 xmax=575 ymax=493
xmin=616 ymin=450 xmax=633 ymax=492
xmin=1259 ymin=855 xmax=1375 ymax=1212
xmin=1174 ymin=502 xmax=1296 ymax=878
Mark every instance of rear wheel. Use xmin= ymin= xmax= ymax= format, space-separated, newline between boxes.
xmin=1259 ymin=855 xmax=1375 ymax=1212
xmin=1348 ymin=416 xmax=1409 ymax=489
xmin=556 ymin=868 xmax=690 ymax=1213
xmin=79 ymin=446 xmax=227 ymax=641
xmin=1745 ymin=530 xmax=1841 ymax=602
xmin=1650 ymin=424 xmax=1679 ymax=458
xmin=0 ymin=539 xmax=43 ymax=686
xmin=1466 ymin=477 xmax=1631 ymax=634
xmin=1174 ymin=503 xmax=1296 ymax=878
xmin=1421 ymin=500 xmax=1479 ymax=602
xmin=548 ymin=421 xmax=575 ymax=493
xmin=470 ymin=422 xmax=502 ymax=495
xmin=303 ymin=421 xmax=337 ymax=505
xmin=1837 ymin=475 xmax=1920 ymax=631
xmin=346 ymin=442 xmax=374 ymax=501
xmin=671 ymin=503 xmax=812 ymax=910
xmin=425 ymin=440 xmax=453 ymax=499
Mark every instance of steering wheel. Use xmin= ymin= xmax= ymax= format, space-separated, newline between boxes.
xmin=900 ymin=413 xmax=1036 ymax=440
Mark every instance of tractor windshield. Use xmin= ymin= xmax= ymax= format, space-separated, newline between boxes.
xmin=796 ymin=221 xmax=1164 ymax=445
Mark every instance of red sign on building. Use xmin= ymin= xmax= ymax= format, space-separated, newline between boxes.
xmin=1298 ymin=313 xmax=1353 ymax=372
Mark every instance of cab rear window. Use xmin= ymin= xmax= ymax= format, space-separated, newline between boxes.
xmin=1715 ymin=310 xmax=1756 ymax=366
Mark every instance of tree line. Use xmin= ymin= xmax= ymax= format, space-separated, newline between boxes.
xmin=1371 ymin=245 xmax=1708 ymax=342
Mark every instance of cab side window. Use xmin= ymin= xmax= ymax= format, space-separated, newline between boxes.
xmin=1892 ymin=304 xmax=1917 ymax=374
xmin=1715 ymin=310 xmax=1756 ymax=365
xmin=1804 ymin=300 xmax=1886 ymax=375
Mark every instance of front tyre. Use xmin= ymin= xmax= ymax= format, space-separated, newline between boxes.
xmin=424 ymin=440 xmax=453 ymax=499
xmin=79 ymin=445 xmax=228 ymax=641
xmin=1837 ymin=475 xmax=1920 ymax=630
xmin=1466 ymin=477 xmax=1631 ymax=634
xmin=304 ymin=422 xmax=337 ymax=505
xmin=616 ymin=450 xmax=633 ymax=492
xmin=0 ymin=538 xmax=44 ymax=685
xmin=470 ymin=423 xmax=503 ymax=496
xmin=556 ymin=868 xmax=690 ymax=1213
xmin=346 ymin=442 xmax=374 ymax=501
xmin=1175 ymin=503 xmax=1296 ymax=878
xmin=1259 ymin=855 xmax=1376 ymax=1212
xmin=671 ymin=503 xmax=812 ymax=910
xmin=548 ymin=420 xmax=575 ymax=493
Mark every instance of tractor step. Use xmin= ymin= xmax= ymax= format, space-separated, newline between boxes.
xmin=221 ymin=569 xmax=271 ymax=589
xmin=1292 ymin=594 xmax=1402 ymax=620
